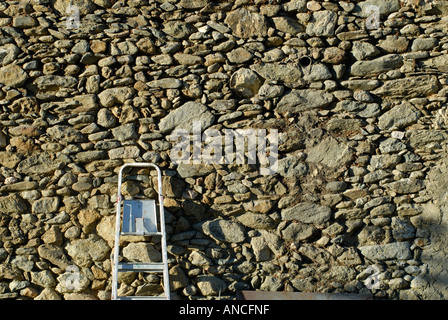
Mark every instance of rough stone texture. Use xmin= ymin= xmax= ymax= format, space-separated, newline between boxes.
xmin=159 ymin=101 xmax=214 ymax=133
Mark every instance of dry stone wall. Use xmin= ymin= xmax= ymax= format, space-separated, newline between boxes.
xmin=1 ymin=0 xmax=448 ymax=300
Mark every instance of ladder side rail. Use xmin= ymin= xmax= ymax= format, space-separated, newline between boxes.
xmin=111 ymin=164 xmax=127 ymax=300
xmin=154 ymin=165 xmax=171 ymax=300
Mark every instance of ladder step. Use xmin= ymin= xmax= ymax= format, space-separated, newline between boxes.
xmin=120 ymin=232 xmax=162 ymax=236
xmin=116 ymin=295 xmax=168 ymax=300
xmin=118 ymin=262 xmax=164 ymax=273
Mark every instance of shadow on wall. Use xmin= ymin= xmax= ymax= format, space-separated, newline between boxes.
xmin=413 ymin=154 xmax=448 ymax=299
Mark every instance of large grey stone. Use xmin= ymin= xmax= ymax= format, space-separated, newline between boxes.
xmin=350 ymin=54 xmax=403 ymax=76
xmin=282 ymin=222 xmax=316 ymax=242
xmin=379 ymin=138 xmax=406 ymax=154
xmin=34 ymin=75 xmax=78 ymax=90
xmin=32 ymin=197 xmax=60 ymax=214
xmin=276 ymin=90 xmax=334 ymax=114
xmin=229 ymin=68 xmax=262 ymax=98
xmin=281 ymin=203 xmax=332 ymax=225
xmin=336 ymin=100 xmax=380 ymax=118
xmin=199 ymin=219 xmax=246 ymax=243
xmin=385 ymin=178 xmax=425 ymax=194
xmin=17 ymin=153 xmax=69 ymax=175
xmin=0 ymin=44 xmax=20 ymax=66
xmin=0 ymin=194 xmax=27 ymax=214
xmin=306 ymin=137 xmax=354 ymax=168
xmin=224 ymin=8 xmax=269 ymax=39
xmin=351 ymin=41 xmax=380 ymax=60
xmin=359 ymin=242 xmax=412 ymax=261
xmin=306 ymin=11 xmax=337 ymax=37
xmin=378 ymin=103 xmax=421 ymax=130
xmin=237 ymin=213 xmax=276 ymax=230
xmin=423 ymin=54 xmax=448 ymax=72
xmin=303 ymin=64 xmax=332 ymax=82
xmin=251 ymin=63 xmax=303 ymax=84
xmin=196 ymin=276 xmax=226 ymax=296
xmin=159 ymin=101 xmax=215 ymax=133
xmin=272 ymin=16 xmax=304 ymax=35
xmin=37 ymin=244 xmax=71 ymax=269
xmin=122 ymin=242 xmax=161 ymax=262
xmin=407 ymin=130 xmax=448 ymax=149
xmin=98 ymin=87 xmax=135 ymax=107
xmin=47 ymin=125 xmax=85 ymax=144
xmin=0 ymin=64 xmax=27 ymax=88
xmin=163 ymin=21 xmax=195 ymax=39
xmin=112 ymin=123 xmax=138 ymax=141
xmin=65 ymin=235 xmax=110 ymax=267
xmin=373 ymin=75 xmax=440 ymax=98
xmin=353 ymin=0 xmax=400 ymax=17
xmin=277 ymin=156 xmax=308 ymax=177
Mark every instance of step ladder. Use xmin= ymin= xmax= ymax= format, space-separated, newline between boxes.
xmin=111 ymin=163 xmax=170 ymax=300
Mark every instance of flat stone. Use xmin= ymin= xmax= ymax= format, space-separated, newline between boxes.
xmin=358 ymin=241 xmax=412 ymax=261
xmin=412 ymin=38 xmax=438 ymax=51
xmin=385 ymin=178 xmax=425 ymax=194
xmin=176 ymin=164 xmax=215 ymax=178
xmin=108 ymin=146 xmax=141 ymax=159
xmin=47 ymin=125 xmax=85 ymax=144
xmin=12 ymin=16 xmax=37 ymax=28
xmin=378 ymin=103 xmax=421 ymax=130
xmin=237 ymin=213 xmax=276 ymax=230
xmin=0 ymin=151 xmax=21 ymax=169
xmin=251 ymin=63 xmax=303 ymax=84
xmin=353 ymin=0 xmax=400 ymax=17
xmin=17 ymin=153 xmax=68 ymax=175
xmin=122 ymin=242 xmax=161 ymax=262
xmin=407 ymin=130 xmax=448 ymax=149
xmin=159 ymin=101 xmax=215 ymax=133
xmin=198 ymin=219 xmax=246 ymax=243
xmin=281 ymin=202 xmax=332 ymax=224
xmin=148 ymin=78 xmax=183 ymax=89
xmin=373 ymin=75 xmax=440 ymax=98
xmin=34 ymin=75 xmax=77 ymax=90
xmin=276 ymin=89 xmax=334 ymax=114
xmin=306 ymin=137 xmax=353 ymax=168
xmin=32 ymin=197 xmax=60 ymax=214
xmin=336 ymin=100 xmax=380 ymax=118
xmin=98 ymin=87 xmax=135 ymax=107
xmin=196 ymin=275 xmax=226 ymax=296
xmin=174 ymin=53 xmax=203 ymax=66
xmin=378 ymin=35 xmax=409 ymax=53
xmin=422 ymin=54 xmax=448 ymax=72
xmin=0 ymin=194 xmax=27 ymax=214
xmin=277 ymin=156 xmax=308 ymax=177
xmin=112 ymin=123 xmax=138 ymax=141
xmin=227 ymin=48 xmax=253 ymax=64
xmin=350 ymin=54 xmax=403 ymax=76
xmin=272 ymin=16 xmax=304 ymax=35
xmin=37 ymin=244 xmax=71 ymax=269
xmin=282 ymin=222 xmax=316 ymax=241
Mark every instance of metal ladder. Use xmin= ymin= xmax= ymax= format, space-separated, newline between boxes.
xmin=111 ymin=163 xmax=170 ymax=300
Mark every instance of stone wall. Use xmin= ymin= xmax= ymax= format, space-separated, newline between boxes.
xmin=1 ymin=0 xmax=448 ymax=300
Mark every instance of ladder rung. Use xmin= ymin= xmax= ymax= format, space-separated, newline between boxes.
xmin=116 ymin=296 xmax=168 ymax=300
xmin=120 ymin=232 xmax=162 ymax=236
xmin=118 ymin=262 xmax=165 ymax=273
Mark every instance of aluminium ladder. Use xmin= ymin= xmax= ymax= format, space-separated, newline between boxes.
xmin=111 ymin=162 xmax=170 ymax=300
